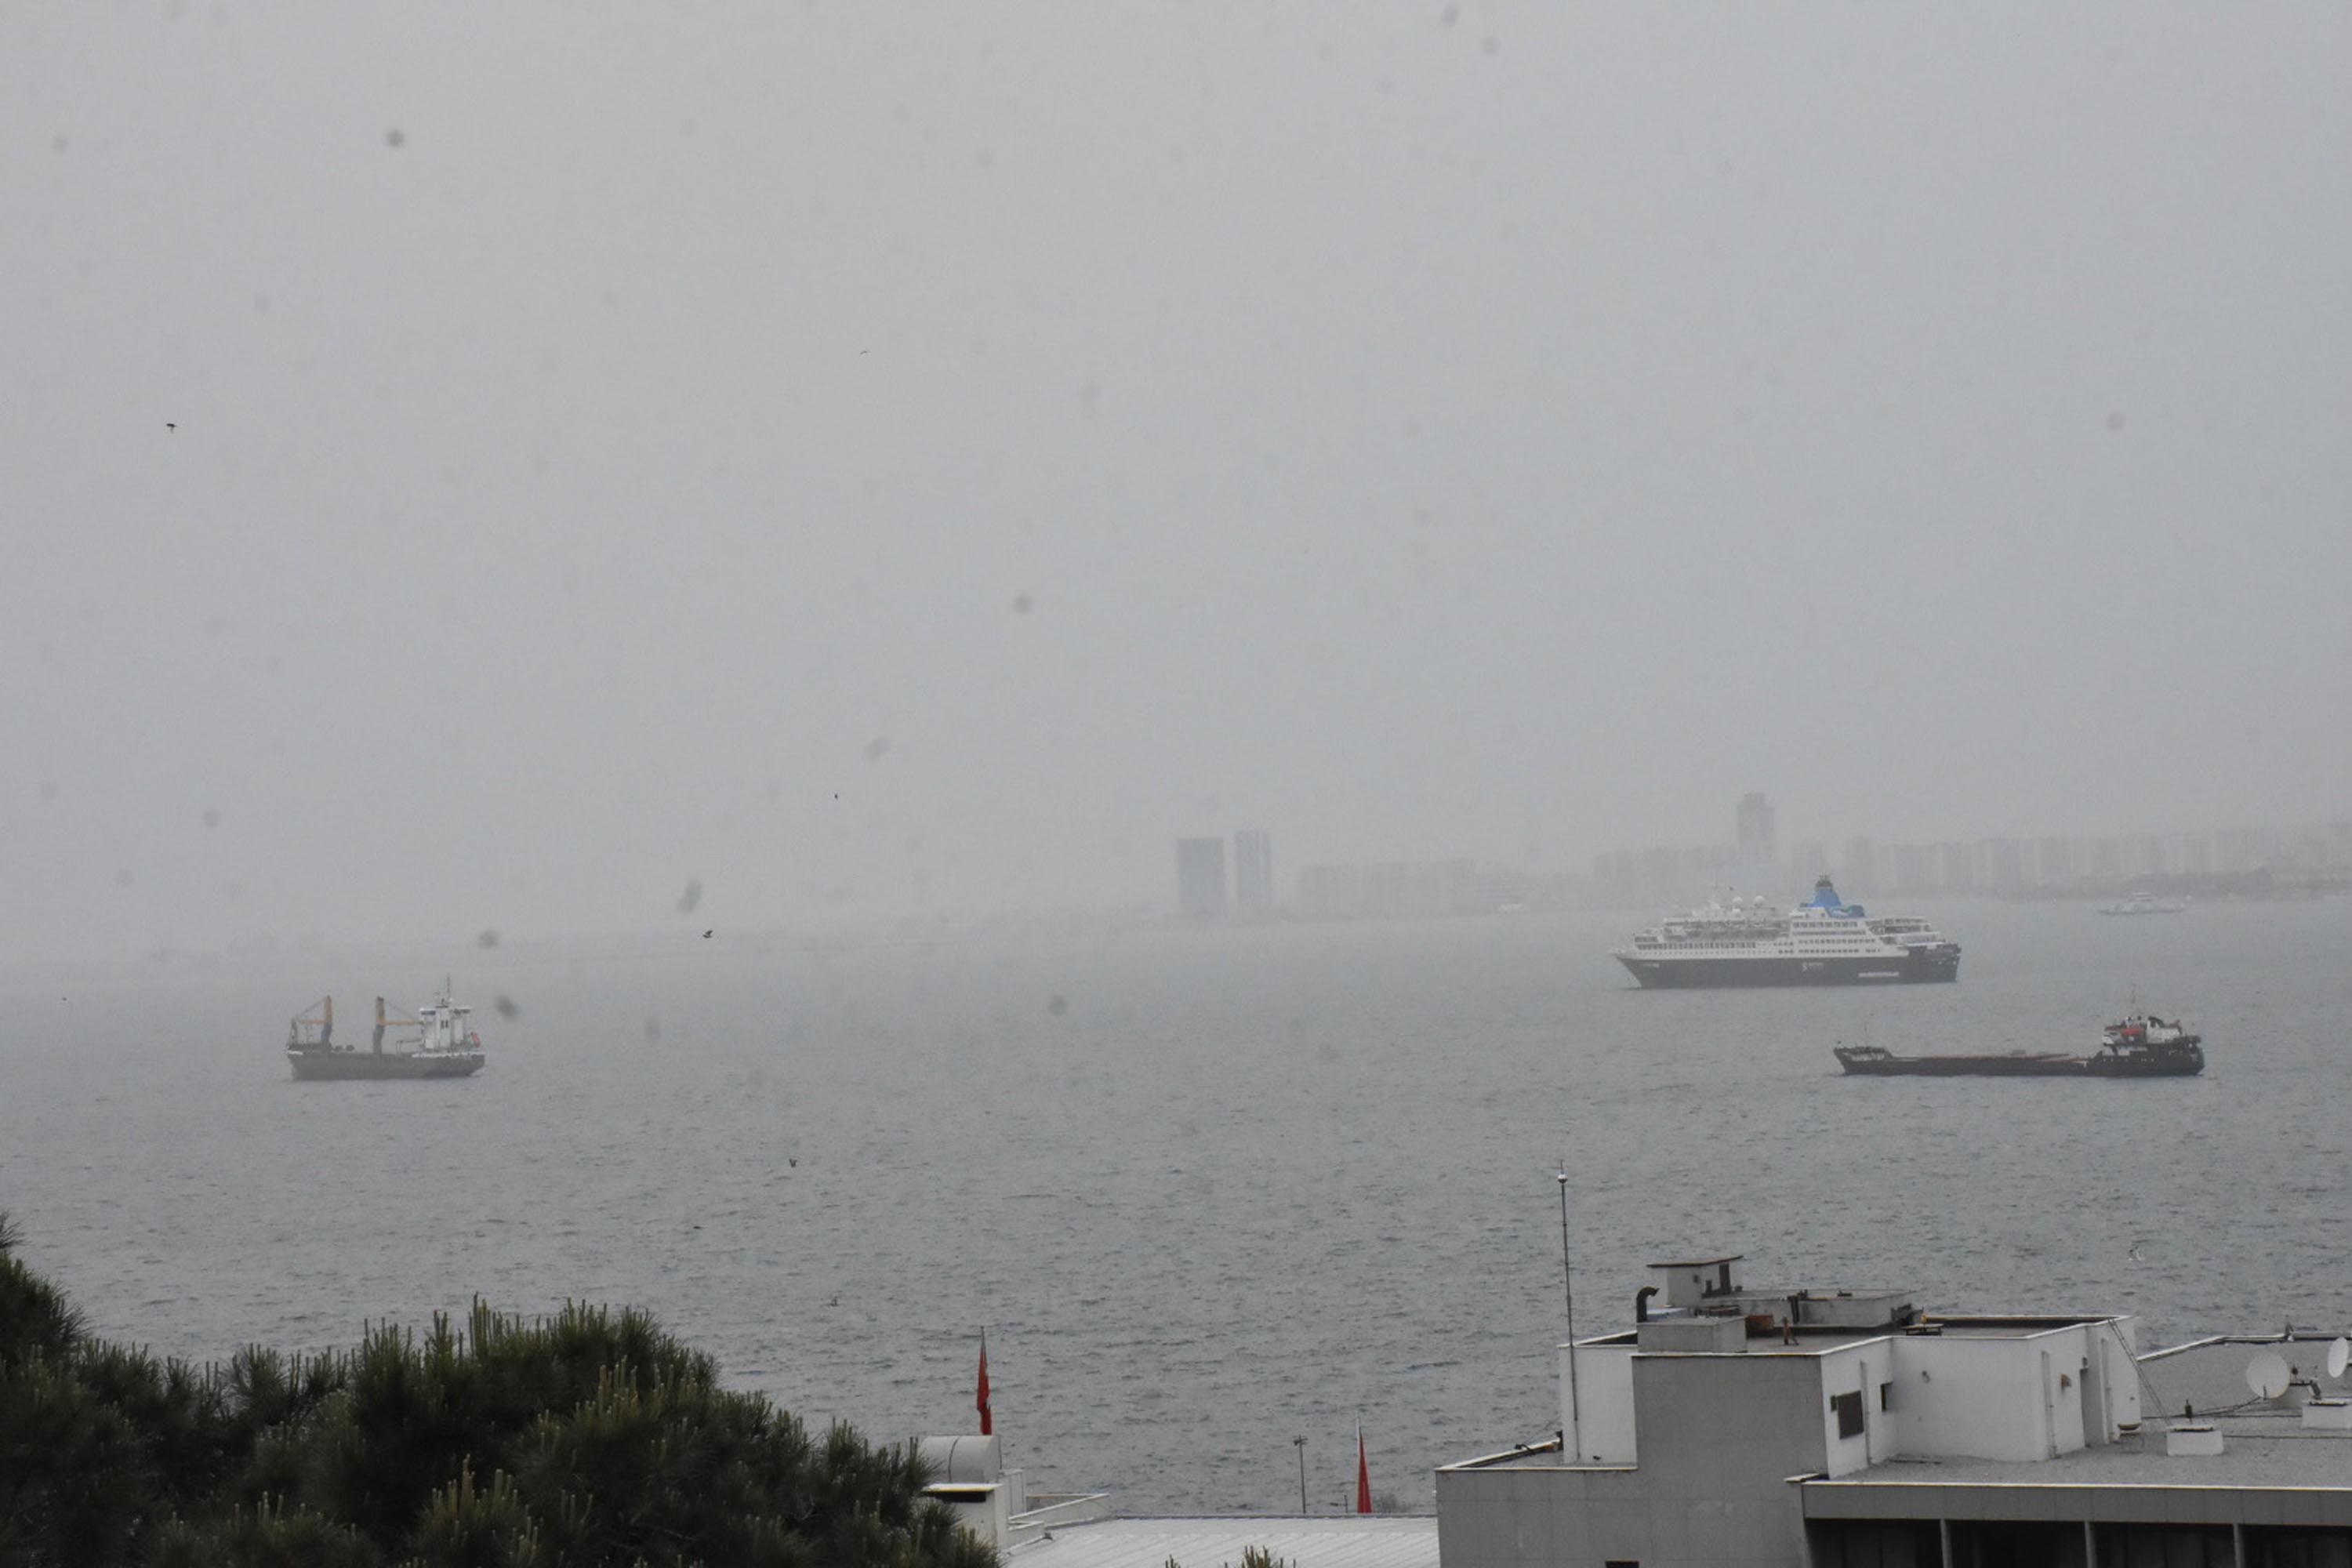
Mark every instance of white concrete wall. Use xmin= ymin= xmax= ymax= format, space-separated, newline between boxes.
xmin=1885 ymin=1334 xmax=2039 ymax=1459
xmin=2098 ymin=1316 xmax=2142 ymax=1432
xmin=1564 ymin=1342 xmax=1638 ymax=1464
xmin=1883 ymin=1327 xmax=2106 ymax=1462
xmin=1814 ymin=1342 xmax=1880 ymax=1477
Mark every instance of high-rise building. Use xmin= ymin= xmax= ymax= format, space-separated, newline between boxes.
xmin=2176 ymin=833 xmax=2216 ymax=877
xmin=1297 ymin=862 xmax=1361 ymax=918
xmin=2035 ymin=836 xmax=2076 ymax=886
xmin=1232 ymin=830 xmax=1274 ymax=913
xmin=1840 ymin=837 xmax=1877 ymax=895
xmin=1977 ymin=837 xmax=2025 ymax=895
xmin=1736 ymin=793 xmax=1777 ymax=862
xmin=1175 ymin=837 xmax=1228 ymax=917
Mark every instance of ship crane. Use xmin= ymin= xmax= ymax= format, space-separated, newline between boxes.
xmin=372 ymin=996 xmax=420 ymax=1054
xmin=288 ymin=997 xmax=333 ymax=1050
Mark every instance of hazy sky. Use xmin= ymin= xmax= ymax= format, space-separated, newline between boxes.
xmin=6 ymin=4 xmax=2348 ymax=956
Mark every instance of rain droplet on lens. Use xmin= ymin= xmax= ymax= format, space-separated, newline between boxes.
xmin=477 ymin=928 xmax=499 ymax=949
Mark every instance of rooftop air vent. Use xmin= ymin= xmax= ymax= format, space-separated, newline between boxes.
xmin=2165 ymin=1424 xmax=2224 ymax=1457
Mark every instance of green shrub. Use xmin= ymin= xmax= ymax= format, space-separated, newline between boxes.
xmin=0 ymin=1212 xmax=994 ymax=1568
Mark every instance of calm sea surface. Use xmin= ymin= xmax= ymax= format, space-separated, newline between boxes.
xmin=3 ymin=899 xmax=2348 ymax=1513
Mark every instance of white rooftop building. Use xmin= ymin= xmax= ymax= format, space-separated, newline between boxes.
xmin=1437 ymin=1252 xmax=2352 ymax=1568
xmin=916 ymin=1432 xmax=1439 ymax=1568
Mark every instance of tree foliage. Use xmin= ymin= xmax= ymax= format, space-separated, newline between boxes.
xmin=0 ymin=1214 xmax=996 ymax=1568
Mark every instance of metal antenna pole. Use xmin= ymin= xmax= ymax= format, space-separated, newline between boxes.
xmin=1556 ymin=1158 xmax=1581 ymax=1460
xmin=1293 ymin=1436 xmax=1307 ymax=1514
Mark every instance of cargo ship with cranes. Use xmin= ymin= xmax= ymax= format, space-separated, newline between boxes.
xmin=284 ymin=986 xmax=486 ymax=1080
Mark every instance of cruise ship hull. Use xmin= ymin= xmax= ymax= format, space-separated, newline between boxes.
xmin=287 ymin=1050 xmax=484 ymax=1080
xmin=1615 ymin=950 xmax=1961 ymax=988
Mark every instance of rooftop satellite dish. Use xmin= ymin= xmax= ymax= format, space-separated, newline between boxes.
xmin=2246 ymin=1350 xmax=2292 ymax=1401
xmin=2328 ymin=1339 xmax=2350 ymax=1381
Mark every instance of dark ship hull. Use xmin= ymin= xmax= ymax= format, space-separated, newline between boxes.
xmin=1835 ymin=1041 xmax=2203 ymax=1078
xmin=287 ymin=1049 xmax=483 ymax=1080
xmin=1618 ymin=949 xmax=1961 ymax=989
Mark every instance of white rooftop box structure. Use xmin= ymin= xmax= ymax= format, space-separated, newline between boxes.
xmin=1647 ymin=1254 xmax=1743 ymax=1310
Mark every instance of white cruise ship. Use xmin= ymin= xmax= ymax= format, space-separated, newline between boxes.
xmin=1613 ymin=875 xmax=1960 ymax=987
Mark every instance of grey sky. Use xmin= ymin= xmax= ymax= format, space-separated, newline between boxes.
xmin=5 ymin=4 xmax=2347 ymax=957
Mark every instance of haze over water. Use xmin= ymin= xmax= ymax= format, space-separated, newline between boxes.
xmin=6 ymin=5 xmax=2350 ymax=959
xmin=5 ymin=898 xmax=2347 ymax=1513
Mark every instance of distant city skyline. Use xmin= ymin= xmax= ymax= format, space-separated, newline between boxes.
xmin=1221 ymin=794 xmax=2351 ymax=920
xmin=1592 ymin=797 xmax=2351 ymax=909
xmin=9 ymin=5 xmax=2350 ymax=964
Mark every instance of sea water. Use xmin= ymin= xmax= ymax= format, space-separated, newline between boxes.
xmin=2 ymin=898 xmax=2347 ymax=1513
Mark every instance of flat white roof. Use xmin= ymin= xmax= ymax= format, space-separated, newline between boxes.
xmin=2139 ymin=1334 xmax=2352 ymax=1419
xmin=1014 ymin=1516 xmax=1437 ymax=1568
xmin=1821 ymin=1419 xmax=2352 ymax=1491
xmin=1574 ymin=1317 xmax=2109 ymax=1358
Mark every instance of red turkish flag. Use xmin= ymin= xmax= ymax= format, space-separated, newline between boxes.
xmin=1356 ymin=1428 xmax=1373 ymax=1514
xmin=976 ymin=1334 xmax=993 ymax=1436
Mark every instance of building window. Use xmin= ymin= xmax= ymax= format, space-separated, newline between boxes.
xmin=1878 ymin=1381 xmax=1893 ymax=1412
xmin=2243 ymin=1526 xmax=2352 ymax=1567
xmin=1810 ymin=1521 xmax=1940 ymax=1568
xmin=2094 ymin=1522 xmax=2241 ymax=1567
xmin=1831 ymin=1389 xmax=1865 ymax=1438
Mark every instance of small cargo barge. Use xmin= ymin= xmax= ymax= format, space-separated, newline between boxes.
xmin=1835 ymin=1014 xmax=2204 ymax=1078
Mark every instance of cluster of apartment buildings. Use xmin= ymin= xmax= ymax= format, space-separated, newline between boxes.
xmin=1174 ymin=831 xmax=1277 ymax=918
xmin=1185 ymin=848 xmax=1584 ymax=920
xmin=1592 ymin=806 xmax=2352 ymax=910
xmin=1178 ymin=800 xmax=2350 ymax=920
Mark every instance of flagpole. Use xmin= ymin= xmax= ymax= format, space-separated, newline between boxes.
xmin=1555 ymin=1159 xmax=1581 ymax=1462
xmin=976 ymin=1328 xmax=993 ymax=1438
